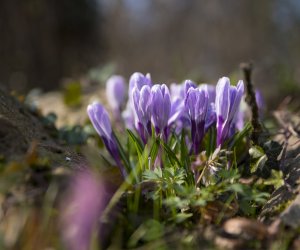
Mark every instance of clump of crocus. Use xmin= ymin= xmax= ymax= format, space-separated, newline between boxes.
xmin=88 ymin=73 xmax=246 ymax=177
xmin=215 ymin=77 xmax=244 ymax=146
xmin=87 ymin=102 xmax=126 ymax=177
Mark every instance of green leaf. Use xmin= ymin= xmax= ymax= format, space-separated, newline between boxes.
xmin=227 ymin=183 xmax=246 ymax=194
xmin=164 ymin=196 xmax=189 ymax=209
xmin=149 ymin=138 xmax=160 ymax=168
xmin=180 ymin=131 xmax=194 ymax=185
xmin=143 ymin=170 xmax=159 ymax=181
xmin=263 ymin=170 xmax=284 ymax=189
xmin=173 ymin=213 xmax=193 ymax=223
xmin=249 ymin=145 xmax=268 ymax=174
xmin=249 ymin=145 xmax=265 ymax=159
xmin=127 ymin=219 xmax=164 ymax=247
xmin=161 ymin=140 xmax=182 ymax=168
xmin=250 ymin=154 xmax=268 ymax=174
xmin=239 ymin=200 xmax=256 ymax=215
xmin=229 ymin=122 xmax=252 ymax=149
xmin=127 ymin=129 xmax=146 ymax=176
xmin=127 ymin=129 xmax=144 ymax=156
xmin=154 ymin=167 xmax=163 ymax=178
xmin=113 ymin=131 xmax=131 ymax=174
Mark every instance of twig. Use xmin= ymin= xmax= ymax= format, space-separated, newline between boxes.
xmin=240 ymin=62 xmax=262 ymax=145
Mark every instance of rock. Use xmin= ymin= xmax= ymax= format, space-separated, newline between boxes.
xmin=0 ymin=87 xmax=85 ymax=168
xmin=260 ymin=110 xmax=300 ymax=226
xmin=222 ymin=217 xmax=268 ymax=240
xmin=214 ymin=236 xmax=244 ymax=250
xmin=280 ymin=194 xmax=300 ymax=229
xmin=214 ymin=218 xmax=268 ymax=249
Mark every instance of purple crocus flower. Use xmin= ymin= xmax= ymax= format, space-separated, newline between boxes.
xmin=87 ymin=102 xmax=126 ymax=177
xmin=106 ymin=75 xmax=126 ymax=115
xmin=170 ymin=80 xmax=196 ymax=101
xmin=127 ymin=72 xmax=152 ymax=131
xmin=215 ymin=77 xmax=244 ymax=146
xmin=168 ymin=97 xmax=185 ymax=126
xmin=184 ymin=80 xmax=197 ymax=96
xmin=151 ymin=84 xmax=171 ymax=138
xmin=200 ymin=84 xmax=217 ymax=131
xmin=128 ymin=72 xmax=152 ymax=97
xmin=185 ymin=87 xmax=209 ymax=154
xmin=200 ymin=84 xmax=216 ymax=104
xmin=205 ymin=102 xmax=216 ymax=131
xmin=168 ymin=80 xmax=197 ymax=134
xmin=169 ymin=82 xmax=185 ymax=124
xmin=132 ymin=85 xmax=152 ymax=143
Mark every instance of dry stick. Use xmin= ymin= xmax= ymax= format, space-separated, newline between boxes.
xmin=240 ymin=62 xmax=262 ymax=145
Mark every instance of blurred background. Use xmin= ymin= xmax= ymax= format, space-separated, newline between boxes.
xmin=1 ymin=0 xmax=300 ymax=107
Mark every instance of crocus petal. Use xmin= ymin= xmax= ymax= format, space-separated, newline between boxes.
xmin=185 ymin=88 xmax=195 ymax=118
xmin=186 ymin=88 xmax=208 ymax=123
xmin=151 ymin=84 xmax=171 ymax=134
xmin=87 ymin=103 xmax=112 ymax=140
xmin=205 ymin=103 xmax=216 ymax=131
xmin=132 ymin=87 xmax=141 ymax=118
xmin=139 ymin=85 xmax=152 ymax=122
xmin=168 ymin=98 xmax=185 ymax=126
xmin=185 ymin=87 xmax=209 ymax=154
xmin=132 ymin=85 xmax=152 ymax=141
xmin=129 ymin=72 xmax=152 ymax=96
xmin=215 ymin=77 xmax=230 ymax=123
xmin=184 ymin=80 xmax=197 ymax=96
xmin=106 ymin=75 xmax=126 ymax=110
xmin=227 ymin=80 xmax=244 ymax=124
xmin=200 ymin=84 xmax=216 ymax=104
xmin=215 ymin=78 xmax=245 ymax=146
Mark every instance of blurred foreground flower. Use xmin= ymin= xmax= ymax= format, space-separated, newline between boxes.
xmin=61 ymin=170 xmax=106 ymax=250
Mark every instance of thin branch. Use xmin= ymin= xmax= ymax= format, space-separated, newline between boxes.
xmin=240 ymin=62 xmax=262 ymax=145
